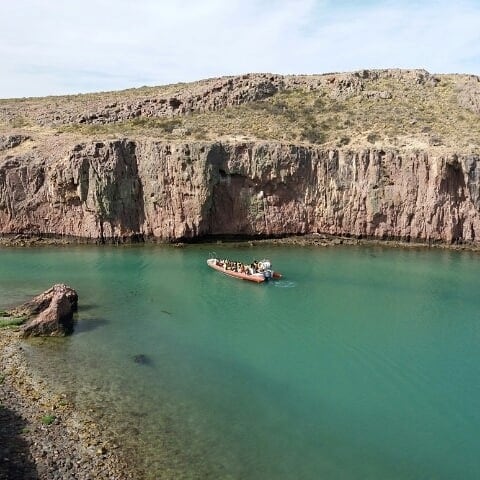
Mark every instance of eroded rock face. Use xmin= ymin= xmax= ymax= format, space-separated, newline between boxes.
xmin=0 ymin=134 xmax=30 ymax=151
xmin=8 ymin=284 xmax=78 ymax=337
xmin=1 ymin=140 xmax=480 ymax=244
xmin=456 ymin=75 xmax=480 ymax=115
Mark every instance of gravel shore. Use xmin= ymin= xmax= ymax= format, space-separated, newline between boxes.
xmin=0 ymin=328 xmax=137 ymax=480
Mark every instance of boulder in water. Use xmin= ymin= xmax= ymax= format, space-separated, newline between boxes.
xmin=7 ymin=284 xmax=78 ymax=337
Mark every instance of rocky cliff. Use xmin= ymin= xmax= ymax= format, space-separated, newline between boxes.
xmin=1 ymin=69 xmax=480 ymax=245
xmin=1 ymin=137 xmax=479 ymax=244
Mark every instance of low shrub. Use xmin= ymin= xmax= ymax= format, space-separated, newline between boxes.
xmin=41 ymin=414 xmax=56 ymax=426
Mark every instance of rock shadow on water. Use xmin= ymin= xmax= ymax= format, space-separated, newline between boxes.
xmin=74 ymin=317 xmax=110 ymax=334
xmin=77 ymin=303 xmax=99 ymax=312
xmin=0 ymin=405 xmax=39 ymax=480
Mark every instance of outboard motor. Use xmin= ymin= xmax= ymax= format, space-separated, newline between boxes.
xmin=259 ymin=260 xmax=273 ymax=280
xmin=261 ymin=260 xmax=271 ymax=270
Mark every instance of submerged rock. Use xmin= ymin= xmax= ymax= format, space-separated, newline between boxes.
xmin=132 ymin=354 xmax=152 ymax=366
xmin=8 ymin=284 xmax=78 ymax=338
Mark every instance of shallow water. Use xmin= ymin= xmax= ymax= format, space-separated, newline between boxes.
xmin=2 ymin=245 xmax=480 ymax=479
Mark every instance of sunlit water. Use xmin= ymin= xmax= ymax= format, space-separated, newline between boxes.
xmin=1 ymin=245 xmax=480 ymax=479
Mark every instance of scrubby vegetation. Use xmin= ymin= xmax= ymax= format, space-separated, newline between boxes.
xmin=41 ymin=414 xmax=56 ymax=426
xmin=1 ymin=71 xmax=479 ymax=152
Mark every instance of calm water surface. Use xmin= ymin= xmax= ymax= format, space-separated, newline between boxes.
xmin=1 ymin=245 xmax=480 ymax=479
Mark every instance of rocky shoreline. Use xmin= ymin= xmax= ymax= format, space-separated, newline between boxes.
xmin=0 ymin=328 xmax=137 ymax=480
xmin=1 ymin=232 xmax=480 ymax=252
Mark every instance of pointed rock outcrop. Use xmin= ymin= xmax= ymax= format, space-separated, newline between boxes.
xmin=8 ymin=284 xmax=78 ymax=337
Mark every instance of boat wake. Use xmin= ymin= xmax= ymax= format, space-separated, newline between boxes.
xmin=272 ymin=280 xmax=296 ymax=288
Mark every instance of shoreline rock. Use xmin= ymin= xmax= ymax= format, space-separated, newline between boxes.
xmin=6 ymin=284 xmax=78 ymax=338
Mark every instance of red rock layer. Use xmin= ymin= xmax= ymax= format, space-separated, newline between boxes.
xmin=1 ymin=140 xmax=479 ymax=244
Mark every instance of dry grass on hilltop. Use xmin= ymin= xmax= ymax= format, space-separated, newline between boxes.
xmin=1 ymin=70 xmax=480 ymax=153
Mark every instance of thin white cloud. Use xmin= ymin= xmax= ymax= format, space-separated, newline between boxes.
xmin=1 ymin=0 xmax=479 ymax=98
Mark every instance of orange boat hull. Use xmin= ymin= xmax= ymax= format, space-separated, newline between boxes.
xmin=207 ymin=259 xmax=281 ymax=283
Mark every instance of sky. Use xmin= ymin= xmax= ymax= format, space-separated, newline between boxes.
xmin=1 ymin=0 xmax=480 ymax=98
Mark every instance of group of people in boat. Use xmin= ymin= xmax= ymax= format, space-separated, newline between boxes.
xmin=216 ymin=259 xmax=265 ymax=275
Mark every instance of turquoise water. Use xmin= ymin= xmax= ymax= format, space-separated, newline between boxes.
xmin=1 ymin=245 xmax=480 ymax=479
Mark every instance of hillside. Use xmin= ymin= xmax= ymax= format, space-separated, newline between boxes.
xmin=1 ymin=69 xmax=480 ymax=244
xmin=2 ymin=69 xmax=480 ymax=151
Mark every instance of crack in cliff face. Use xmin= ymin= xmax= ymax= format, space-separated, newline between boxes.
xmin=1 ymin=140 xmax=480 ymax=244
xmin=438 ymin=157 xmax=468 ymax=242
xmin=77 ymin=140 xmax=145 ymax=242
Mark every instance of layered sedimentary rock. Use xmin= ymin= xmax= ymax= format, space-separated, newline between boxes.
xmin=1 ymin=139 xmax=480 ymax=244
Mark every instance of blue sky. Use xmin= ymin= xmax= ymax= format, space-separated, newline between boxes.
xmin=2 ymin=0 xmax=480 ymax=98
